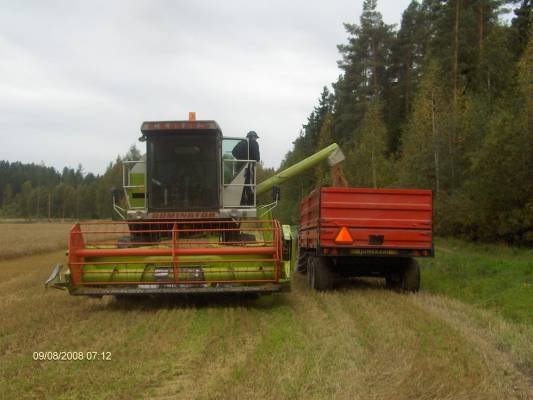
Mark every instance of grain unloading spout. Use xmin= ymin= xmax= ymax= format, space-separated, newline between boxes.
xmin=326 ymin=146 xmax=345 ymax=166
xmin=256 ymin=143 xmax=344 ymax=196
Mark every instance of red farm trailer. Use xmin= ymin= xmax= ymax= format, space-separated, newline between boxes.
xmin=297 ymin=187 xmax=433 ymax=291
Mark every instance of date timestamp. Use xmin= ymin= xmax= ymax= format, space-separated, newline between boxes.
xmin=33 ymin=351 xmax=112 ymax=361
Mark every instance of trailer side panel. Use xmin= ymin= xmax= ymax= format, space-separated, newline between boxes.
xmin=300 ymin=187 xmax=432 ymax=253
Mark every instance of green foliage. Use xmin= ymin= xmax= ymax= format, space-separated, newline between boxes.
xmin=0 ymin=146 xmax=139 ymax=220
xmin=399 ymin=60 xmax=451 ymax=191
xmin=509 ymin=0 xmax=532 ymax=58
xmin=421 ymin=238 xmax=533 ymax=325
xmin=334 ymin=0 xmax=395 ymax=144
xmin=276 ymin=0 xmax=531 ymax=244
xmin=346 ymin=100 xmax=394 ymax=187
xmin=315 ymin=113 xmax=335 ymax=187
xmin=386 ymin=0 xmax=433 ymax=152
xmin=443 ymin=35 xmax=533 ymax=244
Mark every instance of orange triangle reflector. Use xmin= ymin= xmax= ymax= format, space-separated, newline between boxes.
xmin=334 ymin=226 xmax=353 ymax=244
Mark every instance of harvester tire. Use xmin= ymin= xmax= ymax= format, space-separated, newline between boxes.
xmin=310 ymin=256 xmax=334 ymax=291
xmin=386 ymin=258 xmax=420 ymax=292
xmin=117 ymin=236 xmax=132 ymax=248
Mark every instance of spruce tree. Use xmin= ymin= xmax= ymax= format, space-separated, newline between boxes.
xmin=315 ymin=113 xmax=334 ymax=187
xmin=399 ymin=60 xmax=450 ymax=193
xmin=462 ymin=34 xmax=533 ymax=243
xmin=387 ymin=0 xmax=430 ymax=152
xmin=510 ymin=0 xmax=532 ymax=58
xmin=347 ymin=100 xmax=392 ymax=188
xmin=335 ymin=0 xmax=395 ymax=145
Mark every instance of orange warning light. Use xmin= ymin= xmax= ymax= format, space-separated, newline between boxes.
xmin=334 ymin=226 xmax=353 ymax=244
xmin=188 ymin=112 xmax=196 ymax=121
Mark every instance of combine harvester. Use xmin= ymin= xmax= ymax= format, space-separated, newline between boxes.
xmin=46 ymin=114 xmax=345 ymax=296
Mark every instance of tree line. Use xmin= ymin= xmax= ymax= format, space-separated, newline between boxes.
xmin=0 ymin=145 xmax=273 ymax=221
xmin=274 ymin=0 xmax=532 ymax=245
xmin=0 ymin=146 xmax=141 ymax=220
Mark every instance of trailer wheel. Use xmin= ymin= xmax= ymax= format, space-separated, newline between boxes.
xmin=296 ymin=246 xmax=308 ymax=274
xmin=385 ymin=273 xmax=399 ymax=290
xmin=402 ymin=258 xmax=420 ymax=292
xmin=386 ymin=258 xmax=420 ymax=292
xmin=310 ymin=256 xmax=334 ymax=291
xmin=307 ymin=256 xmax=314 ymax=287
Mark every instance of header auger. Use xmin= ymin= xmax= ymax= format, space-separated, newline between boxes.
xmin=46 ymin=114 xmax=344 ymax=296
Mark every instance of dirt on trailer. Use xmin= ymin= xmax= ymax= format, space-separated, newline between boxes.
xmin=1 ymin=250 xmax=532 ymax=399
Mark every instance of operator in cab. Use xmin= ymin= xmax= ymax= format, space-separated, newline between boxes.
xmin=232 ymin=131 xmax=261 ymax=205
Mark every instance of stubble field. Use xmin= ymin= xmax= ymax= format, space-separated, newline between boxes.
xmin=0 ymin=222 xmax=531 ymax=399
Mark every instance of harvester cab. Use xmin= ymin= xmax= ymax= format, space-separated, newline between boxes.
xmin=45 ymin=114 xmax=345 ymax=297
xmin=116 ymin=117 xmax=260 ymax=221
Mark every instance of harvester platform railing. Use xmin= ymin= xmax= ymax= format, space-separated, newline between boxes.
xmin=222 ymin=158 xmax=257 ymax=208
xmin=67 ymin=220 xmax=282 ymax=288
xmin=122 ymin=159 xmax=146 ymax=210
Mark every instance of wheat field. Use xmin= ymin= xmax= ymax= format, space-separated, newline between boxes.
xmin=0 ymin=222 xmax=72 ymax=260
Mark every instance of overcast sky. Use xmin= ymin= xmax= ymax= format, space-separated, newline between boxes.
xmin=0 ymin=0 xmax=414 ymax=174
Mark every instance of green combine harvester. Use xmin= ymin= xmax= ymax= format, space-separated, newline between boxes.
xmin=46 ymin=115 xmax=344 ymax=296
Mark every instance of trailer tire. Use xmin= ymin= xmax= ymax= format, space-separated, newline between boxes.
xmin=296 ymin=246 xmax=308 ymax=274
xmin=402 ymin=258 xmax=420 ymax=292
xmin=385 ymin=273 xmax=399 ymax=290
xmin=307 ymin=256 xmax=314 ymax=287
xmin=310 ymin=256 xmax=334 ymax=291
xmin=386 ymin=258 xmax=420 ymax=292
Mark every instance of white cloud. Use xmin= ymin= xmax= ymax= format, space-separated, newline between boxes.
xmin=0 ymin=0 xmax=411 ymax=173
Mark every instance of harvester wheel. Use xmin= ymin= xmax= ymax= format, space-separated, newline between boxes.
xmin=310 ymin=256 xmax=334 ymax=291
xmin=386 ymin=258 xmax=420 ymax=292
xmin=117 ymin=236 xmax=132 ymax=248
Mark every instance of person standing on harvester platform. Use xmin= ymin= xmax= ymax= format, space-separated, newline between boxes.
xmin=232 ymin=131 xmax=260 ymax=205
